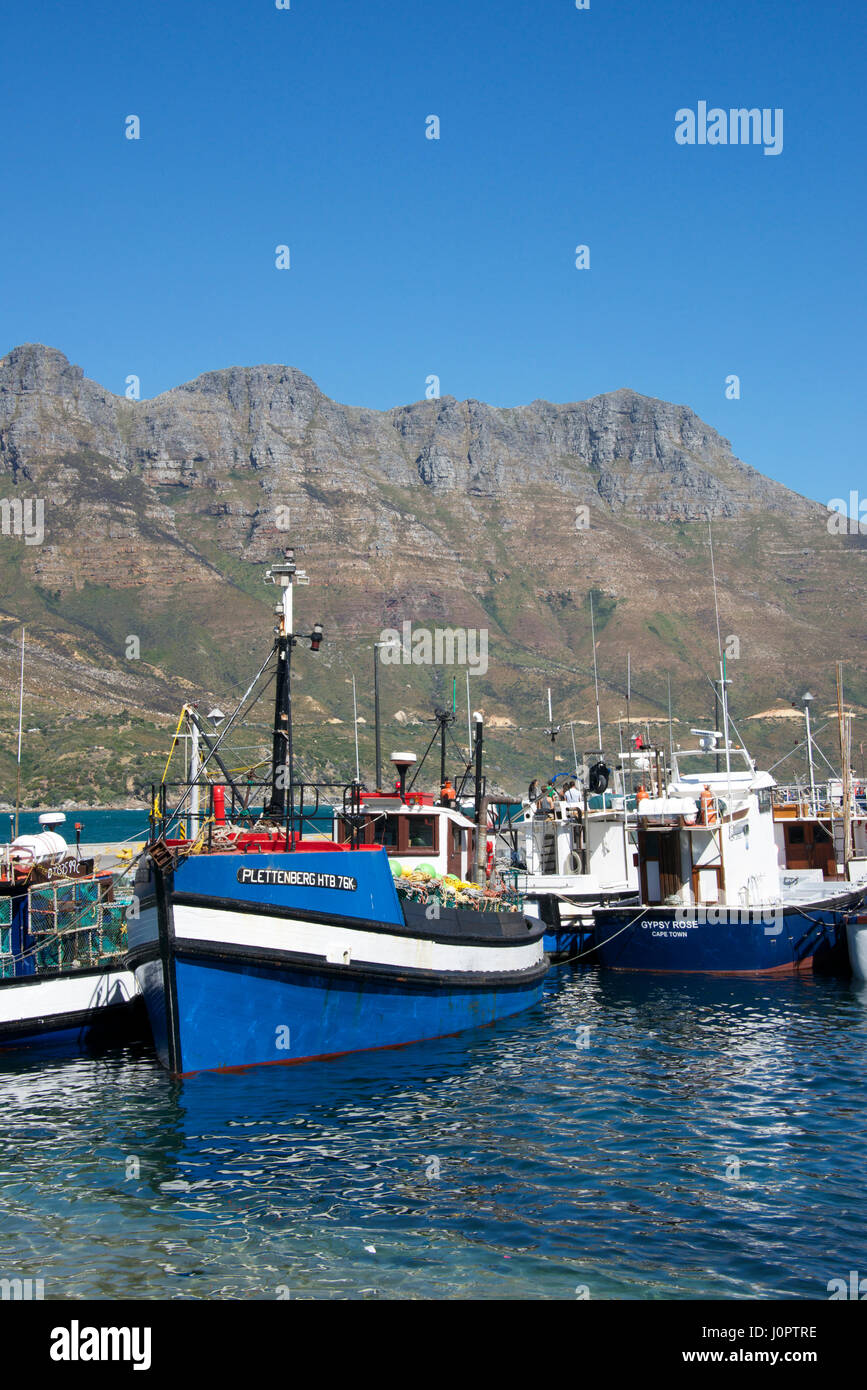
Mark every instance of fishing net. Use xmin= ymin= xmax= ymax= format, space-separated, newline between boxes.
xmin=393 ymin=870 xmax=523 ymax=913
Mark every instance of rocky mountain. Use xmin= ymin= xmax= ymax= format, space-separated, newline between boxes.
xmin=0 ymin=343 xmax=863 ymax=805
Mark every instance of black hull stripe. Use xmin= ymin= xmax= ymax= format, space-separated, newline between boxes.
xmin=137 ymin=936 xmax=549 ymax=991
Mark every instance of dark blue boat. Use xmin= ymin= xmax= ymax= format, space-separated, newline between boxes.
xmin=592 ymin=897 xmax=857 ymax=975
xmin=590 ymin=735 xmax=863 ymax=976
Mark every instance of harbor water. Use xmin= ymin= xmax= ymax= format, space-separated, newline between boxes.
xmin=2 ymin=964 xmax=866 ymax=1300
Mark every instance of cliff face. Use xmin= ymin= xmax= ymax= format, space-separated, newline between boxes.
xmin=0 ymin=343 xmax=862 ymax=802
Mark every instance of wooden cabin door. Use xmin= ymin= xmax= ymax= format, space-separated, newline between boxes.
xmin=447 ymin=822 xmax=463 ymax=878
xmin=659 ymin=832 xmax=681 ymax=900
xmin=640 ymin=830 xmax=682 ymax=904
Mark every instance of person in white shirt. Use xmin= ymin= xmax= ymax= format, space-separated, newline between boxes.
xmin=563 ymin=781 xmax=583 ymax=818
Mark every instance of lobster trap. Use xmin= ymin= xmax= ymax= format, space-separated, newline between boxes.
xmin=0 ymin=897 xmax=12 ymax=980
xmin=26 ymin=880 xmax=132 ymax=974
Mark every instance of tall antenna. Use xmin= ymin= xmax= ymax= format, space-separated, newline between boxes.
xmin=626 ymin=651 xmax=632 ymax=778
xmin=667 ymin=672 xmax=674 ymax=764
xmin=589 ymin=591 xmax=603 ymax=750
xmin=708 ymin=514 xmax=724 ymax=665
xmin=837 ymin=661 xmax=853 ymax=867
xmin=545 ymin=686 xmax=560 ymax=778
xmin=707 ymin=517 xmax=733 ymax=815
xmin=351 ymin=673 xmax=360 ymax=783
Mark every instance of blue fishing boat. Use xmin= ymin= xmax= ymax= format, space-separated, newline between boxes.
xmin=127 ymin=551 xmax=546 ymax=1075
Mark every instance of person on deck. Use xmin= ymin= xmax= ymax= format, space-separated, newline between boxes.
xmin=564 ymin=780 xmax=583 ymax=819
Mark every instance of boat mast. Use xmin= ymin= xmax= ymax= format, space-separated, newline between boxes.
xmin=626 ymin=653 xmax=631 ymax=773
xmin=708 ymin=516 xmax=733 ymax=819
xmin=472 ymin=711 xmax=487 ymax=885
xmin=14 ymin=625 xmax=25 ymax=838
xmin=373 ymin=642 xmax=383 ymax=791
xmin=189 ymin=706 xmax=200 ymax=839
xmin=803 ymin=691 xmax=817 ymax=818
xmin=545 ymin=686 xmax=559 ymax=780
xmin=352 ymin=673 xmax=360 ymax=784
xmin=667 ymin=673 xmax=674 ymax=767
xmin=837 ymin=661 xmax=853 ymax=871
xmin=263 ymin=550 xmax=321 ymax=842
xmin=589 ymin=590 xmax=603 ymax=752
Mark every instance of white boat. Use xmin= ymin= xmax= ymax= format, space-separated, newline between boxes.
xmin=592 ymin=737 xmax=863 ymax=975
xmin=496 ymin=779 xmax=640 ymax=958
xmin=0 ymin=815 xmax=141 ymax=1052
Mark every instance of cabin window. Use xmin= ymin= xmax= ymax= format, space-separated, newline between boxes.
xmin=408 ymin=816 xmax=436 ymax=849
xmin=379 ymin=815 xmax=400 ymax=848
xmin=758 ymin=788 xmax=772 ymax=814
xmin=788 ymin=825 xmax=806 ymax=844
xmin=348 ymin=812 xmax=442 ymax=856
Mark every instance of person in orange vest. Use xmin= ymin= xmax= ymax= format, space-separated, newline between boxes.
xmin=440 ymin=779 xmax=455 ymax=807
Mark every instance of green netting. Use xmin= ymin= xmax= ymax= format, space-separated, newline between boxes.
xmin=35 ymin=940 xmax=60 ymax=972
xmin=29 ymin=884 xmax=101 ymax=935
xmin=97 ymin=903 xmax=128 ymax=957
xmin=0 ymin=958 xmax=15 ymax=980
xmin=25 ymin=876 xmax=132 ymax=974
xmin=0 ymin=925 xmax=10 ymax=955
xmin=0 ymin=898 xmax=11 ymax=928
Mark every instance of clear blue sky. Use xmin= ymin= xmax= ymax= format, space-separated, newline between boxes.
xmin=1 ymin=0 xmax=864 ymax=506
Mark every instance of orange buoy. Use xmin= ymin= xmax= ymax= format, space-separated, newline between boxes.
xmin=700 ymin=785 xmax=716 ymax=825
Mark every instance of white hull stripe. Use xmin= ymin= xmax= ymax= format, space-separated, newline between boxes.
xmin=0 ymin=971 xmax=138 ymax=1026
xmin=171 ymin=904 xmax=544 ymax=975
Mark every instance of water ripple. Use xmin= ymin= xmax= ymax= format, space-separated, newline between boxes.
xmin=1 ymin=970 xmax=866 ymax=1297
